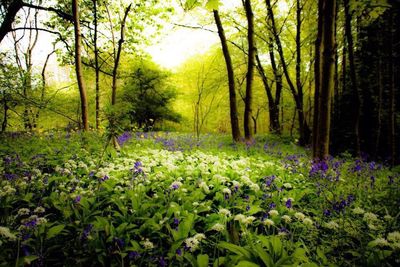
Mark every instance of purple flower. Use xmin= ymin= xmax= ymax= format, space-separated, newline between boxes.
xmin=159 ymin=257 xmax=167 ymax=267
xmin=74 ymin=195 xmax=81 ymax=203
xmin=23 ymin=219 xmax=37 ymax=228
xmin=285 ymin=199 xmax=292 ymax=208
xmin=323 ymin=209 xmax=331 ymax=217
xmin=113 ymin=237 xmax=125 ymax=248
xmin=176 ymin=249 xmax=182 ymax=256
xmin=100 ymin=175 xmax=109 ymax=182
xmin=265 ymin=175 xmax=276 ymax=187
xmin=269 ymin=202 xmax=276 ymax=209
xmin=117 ymin=132 xmax=132 ymax=147
xmin=128 ymin=251 xmax=140 ymax=260
xmin=246 ymin=205 xmax=250 ymax=211
xmin=81 ymin=224 xmax=93 ymax=241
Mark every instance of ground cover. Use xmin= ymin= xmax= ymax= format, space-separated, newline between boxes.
xmin=0 ymin=132 xmax=399 ymax=266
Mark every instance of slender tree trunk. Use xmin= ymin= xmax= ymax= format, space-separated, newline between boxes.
xmin=72 ymin=0 xmax=89 ymax=131
xmin=312 ymin=0 xmax=323 ymax=157
xmin=93 ymin=0 xmax=100 ymax=129
xmin=388 ymin=10 xmax=396 ymax=166
xmin=375 ymin=56 xmax=383 ymax=157
xmin=111 ymin=4 xmax=131 ymax=106
xmin=313 ymin=0 xmax=337 ymax=159
xmin=1 ymin=93 xmax=8 ymax=132
xmin=344 ymin=0 xmax=361 ymax=156
xmin=243 ymin=0 xmax=255 ymax=140
xmin=213 ymin=9 xmax=241 ymax=142
xmin=255 ymin=50 xmax=280 ymax=134
xmin=270 ymin=39 xmax=282 ymax=133
xmin=266 ymin=0 xmax=310 ymax=145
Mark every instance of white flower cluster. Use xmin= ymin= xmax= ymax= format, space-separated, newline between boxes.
xmin=0 ymin=226 xmax=16 ymax=241
xmin=142 ymin=238 xmax=154 ymax=249
xmin=234 ymin=214 xmax=256 ymax=225
xmin=1 ymin=185 xmax=16 ymax=197
xmin=218 ymin=208 xmax=231 ymax=217
xmin=185 ymin=233 xmax=206 ymax=252
xmin=324 ymin=221 xmax=339 ymax=230
xmin=211 ymin=223 xmax=225 ymax=232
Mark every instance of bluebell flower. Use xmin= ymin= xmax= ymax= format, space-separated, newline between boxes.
xmin=128 ymin=251 xmax=140 ymax=260
xmin=74 ymin=195 xmax=81 ymax=203
xmin=81 ymin=224 xmax=93 ymax=241
xmin=176 ymin=248 xmax=182 ymax=256
xmin=285 ymin=199 xmax=292 ymax=208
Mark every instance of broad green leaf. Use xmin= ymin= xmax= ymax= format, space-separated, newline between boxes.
xmin=47 ymin=225 xmax=65 ymax=239
xmin=197 ymin=254 xmax=209 ymax=267
xmin=235 ymin=260 xmax=259 ymax=267
xmin=218 ymin=241 xmax=253 ymax=259
xmin=254 ymin=244 xmax=273 ymax=267
xmin=23 ymin=255 xmax=39 ymax=264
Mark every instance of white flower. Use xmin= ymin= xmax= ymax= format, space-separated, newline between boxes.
xmin=283 ymin=183 xmax=292 ymax=189
xmin=303 ymin=218 xmax=313 ymax=227
xmin=294 ymin=212 xmax=306 ymax=221
xmin=352 ymin=207 xmax=365 ymax=215
xmin=384 ymin=214 xmax=392 ymax=221
xmin=218 ymin=208 xmax=231 ymax=217
xmin=222 ymin=188 xmax=231 ymax=195
xmin=211 ymin=223 xmax=225 ymax=232
xmin=324 ymin=221 xmax=339 ymax=230
xmin=363 ymin=212 xmax=378 ymax=222
xmin=388 ymin=231 xmax=400 ymax=243
xmin=0 ymin=226 xmax=16 ymax=241
xmin=281 ymin=215 xmax=292 ymax=223
xmin=199 ymin=181 xmax=210 ymax=193
xmin=263 ymin=219 xmax=274 ymax=227
xmin=143 ymin=239 xmax=154 ymax=249
xmin=193 ymin=202 xmax=199 ymax=206
xmin=37 ymin=217 xmax=47 ymax=225
xmin=244 ymin=216 xmax=256 ymax=225
xmin=17 ymin=208 xmax=30 ymax=216
xmin=268 ymin=210 xmax=279 ymax=217
xmin=249 ymin=183 xmax=260 ymax=192
xmin=194 ymin=233 xmax=206 ymax=241
xmin=234 ymin=214 xmax=246 ymax=223
xmin=370 ymin=237 xmax=389 ymax=247
xmin=185 ymin=237 xmax=200 ymax=252
xmin=34 ymin=207 xmax=45 ymax=214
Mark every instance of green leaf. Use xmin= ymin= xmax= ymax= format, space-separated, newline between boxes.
xmin=218 ymin=241 xmax=252 ymax=259
xmin=235 ymin=260 xmax=259 ymax=267
xmin=47 ymin=225 xmax=65 ymax=239
xmin=213 ymin=257 xmax=226 ymax=267
xmin=197 ymin=254 xmax=209 ymax=267
xmin=23 ymin=255 xmax=39 ymax=264
xmin=206 ymin=0 xmax=221 ymax=10
xmin=254 ymin=244 xmax=273 ymax=267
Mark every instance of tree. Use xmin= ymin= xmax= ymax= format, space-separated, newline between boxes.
xmin=122 ymin=62 xmax=181 ymax=131
xmin=312 ymin=0 xmax=336 ymax=159
xmin=265 ymin=0 xmax=311 ymax=145
xmin=243 ymin=0 xmax=255 ymax=141
xmin=213 ymin=9 xmax=242 ymax=142
xmin=72 ymin=0 xmax=89 ymax=131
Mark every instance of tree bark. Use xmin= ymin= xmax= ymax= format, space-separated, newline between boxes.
xmin=388 ymin=10 xmax=396 ymax=166
xmin=93 ymin=0 xmax=100 ymax=129
xmin=111 ymin=4 xmax=131 ymax=106
xmin=72 ymin=0 xmax=89 ymax=131
xmin=344 ymin=0 xmax=361 ymax=156
xmin=213 ymin=9 xmax=241 ymax=142
xmin=313 ymin=0 xmax=336 ymax=159
xmin=243 ymin=0 xmax=255 ymax=141
xmin=0 ymin=0 xmax=24 ymax=43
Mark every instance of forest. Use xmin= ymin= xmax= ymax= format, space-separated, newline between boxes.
xmin=0 ymin=0 xmax=399 ymax=266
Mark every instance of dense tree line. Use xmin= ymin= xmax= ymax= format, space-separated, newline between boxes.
xmin=0 ymin=0 xmax=399 ymax=163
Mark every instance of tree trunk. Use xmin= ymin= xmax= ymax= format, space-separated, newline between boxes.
xmin=255 ymin=50 xmax=280 ymax=134
xmin=111 ymin=4 xmax=131 ymax=106
xmin=72 ymin=0 xmax=89 ymax=131
xmin=1 ymin=93 xmax=8 ymax=132
xmin=312 ymin=0 xmax=323 ymax=157
xmin=388 ymin=10 xmax=396 ymax=166
xmin=93 ymin=0 xmax=100 ymax=129
xmin=0 ymin=0 xmax=23 ymax=43
xmin=313 ymin=0 xmax=336 ymax=159
xmin=265 ymin=0 xmax=310 ymax=145
xmin=243 ymin=0 xmax=255 ymax=141
xmin=269 ymin=39 xmax=282 ymax=133
xmin=344 ymin=0 xmax=361 ymax=156
xmin=213 ymin=9 xmax=241 ymax=142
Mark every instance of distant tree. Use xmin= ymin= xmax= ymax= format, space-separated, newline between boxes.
xmin=122 ymin=63 xmax=181 ymax=131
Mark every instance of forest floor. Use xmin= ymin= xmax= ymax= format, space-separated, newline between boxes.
xmin=0 ymin=131 xmax=399 ymax=266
